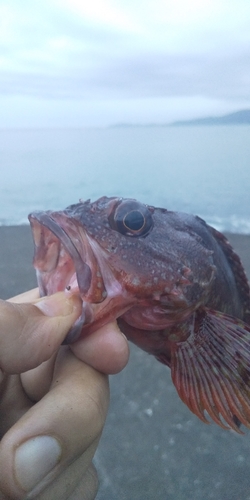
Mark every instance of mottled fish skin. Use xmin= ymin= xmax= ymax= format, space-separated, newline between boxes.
xmin=29 ymin=197 xmax=250 ymax=433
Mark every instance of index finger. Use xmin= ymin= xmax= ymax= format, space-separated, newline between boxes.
xmin=7 ymin=289 xmax=130 ymax=374
xmin=0 ymin=294 xmax=82 ymax=373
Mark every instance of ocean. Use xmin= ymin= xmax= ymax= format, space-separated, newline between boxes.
xmin=0 ymin=125 xmax=250 ymax=233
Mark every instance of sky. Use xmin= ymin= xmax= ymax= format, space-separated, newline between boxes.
xmin=0 ymin=0 xmax=250 ymax=127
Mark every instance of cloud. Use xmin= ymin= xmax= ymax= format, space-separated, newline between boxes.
xmin=0 ymin=0 xmax=250 ymax=125
xmin=1 ymin=48 xmax=250 ymax=103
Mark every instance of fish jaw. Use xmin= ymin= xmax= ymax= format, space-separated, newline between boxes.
xmin=28 ymin=211 xmax=136 ymax=338
xmin=29 ymin=211 xmax=93 ymax=297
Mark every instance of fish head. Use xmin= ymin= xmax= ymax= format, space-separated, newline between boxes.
xmin=29 ymin=196 xmax=154 ymax=299
xmin=28 ymin=197 xmax=215 ymax=337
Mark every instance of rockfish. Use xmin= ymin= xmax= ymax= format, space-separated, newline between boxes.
xmin=29 ymin=197 xmax=250 ymax=433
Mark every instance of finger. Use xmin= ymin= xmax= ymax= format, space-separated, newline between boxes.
xmin=68 ymin=463 xmax=99 ymax=500
xmin=20 ymin=321 xmax=130 ymax=403
xmin=33 ymin=461 xmax=98 ymax=500
xmin=20 ymin=321 xmax=129 ymax=403
xmin=0 ymin=293 xmax=82 ymax=373
xmin=7 ymin=292 xmax=130 ymax=374
xmin=0 ymin=374 xmax=33 ymax=439
xmin=0 ymin=349 xmax=109 ymax=500
xmin=70 ymin=321 xmax=130 ymax=374
xmin=8 ymin=288 xmax=40 ymax=303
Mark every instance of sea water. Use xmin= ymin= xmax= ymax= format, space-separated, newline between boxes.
xmin=0 ymin=125 xmax=249 ymax=232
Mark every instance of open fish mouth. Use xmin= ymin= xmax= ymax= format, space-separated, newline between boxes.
xmin=29 ymin=211 xmax=109 ymax=343
xmin=28 ymin=211 xmax=107 ymax=301
xmin=28 ymin=210 xmax=132 ymax=343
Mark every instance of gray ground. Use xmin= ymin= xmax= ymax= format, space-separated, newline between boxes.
xmin=1 ymin=227 xmax=250 ymax=500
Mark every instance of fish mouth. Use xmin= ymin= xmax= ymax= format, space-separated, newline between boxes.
xmin=29 ymin=210 xmax=131 ymax=343
xmin=28 ymin=211 xmax=107 ymax=302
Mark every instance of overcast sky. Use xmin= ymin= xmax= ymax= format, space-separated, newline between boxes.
xmin=0 ymin=0 xmax=250 ymax=127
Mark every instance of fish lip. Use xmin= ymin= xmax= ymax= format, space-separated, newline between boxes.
xmin=28 ymin=211 xmax=92 ymax=296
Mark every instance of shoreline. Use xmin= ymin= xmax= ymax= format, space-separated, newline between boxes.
xmin=0 ymin=225 xmax=249 ymax=299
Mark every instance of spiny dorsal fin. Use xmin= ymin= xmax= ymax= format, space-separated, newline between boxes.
xmin=208 ymin=225 xmax=250 ymax=323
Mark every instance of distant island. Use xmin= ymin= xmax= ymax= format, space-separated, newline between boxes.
xmin=170 ymin=109 xmax=250 ymax=126
xmin=111 ymin=109 xmax=250 ymax=128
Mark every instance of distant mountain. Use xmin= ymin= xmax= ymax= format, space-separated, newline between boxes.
xmin=171 ymin=109 xmax=250 ymax=126
xmin=110 ymin=110 xmax=250 ymax=128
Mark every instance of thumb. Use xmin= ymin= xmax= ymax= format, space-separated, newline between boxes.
xmin=0 ymin=293 xmax=82 ymax=374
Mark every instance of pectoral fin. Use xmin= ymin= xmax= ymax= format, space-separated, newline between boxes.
xmin=170 ymin=308 xmax=250 ymax=433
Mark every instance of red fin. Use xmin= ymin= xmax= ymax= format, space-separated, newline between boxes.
xmin=170 ymin=308 xmax=250 ymax=433
xmin=208 ymin=226 xmax=250 ymax=323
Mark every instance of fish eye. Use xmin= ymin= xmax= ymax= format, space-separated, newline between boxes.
xmin=108 ymin=200 xmax=153 ymax=237
xmin=123 ymin=210 xmax=145 ymax=231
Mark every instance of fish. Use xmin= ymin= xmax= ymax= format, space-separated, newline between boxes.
xmin=28 ymin=196 xmax=250 ymax=433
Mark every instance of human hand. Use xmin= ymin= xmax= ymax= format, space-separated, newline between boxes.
xmin=0 ymin=289 xmax=129 ymax=499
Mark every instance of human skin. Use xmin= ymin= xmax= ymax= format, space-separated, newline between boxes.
xmin=0 ymin=289 xmax=129 ymax=499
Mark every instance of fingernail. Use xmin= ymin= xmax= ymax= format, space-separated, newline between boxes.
xmin=34 ymin=292 xmax=80 ymax=317
xmin=14 ymin=436 xmax=62 ymax=492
